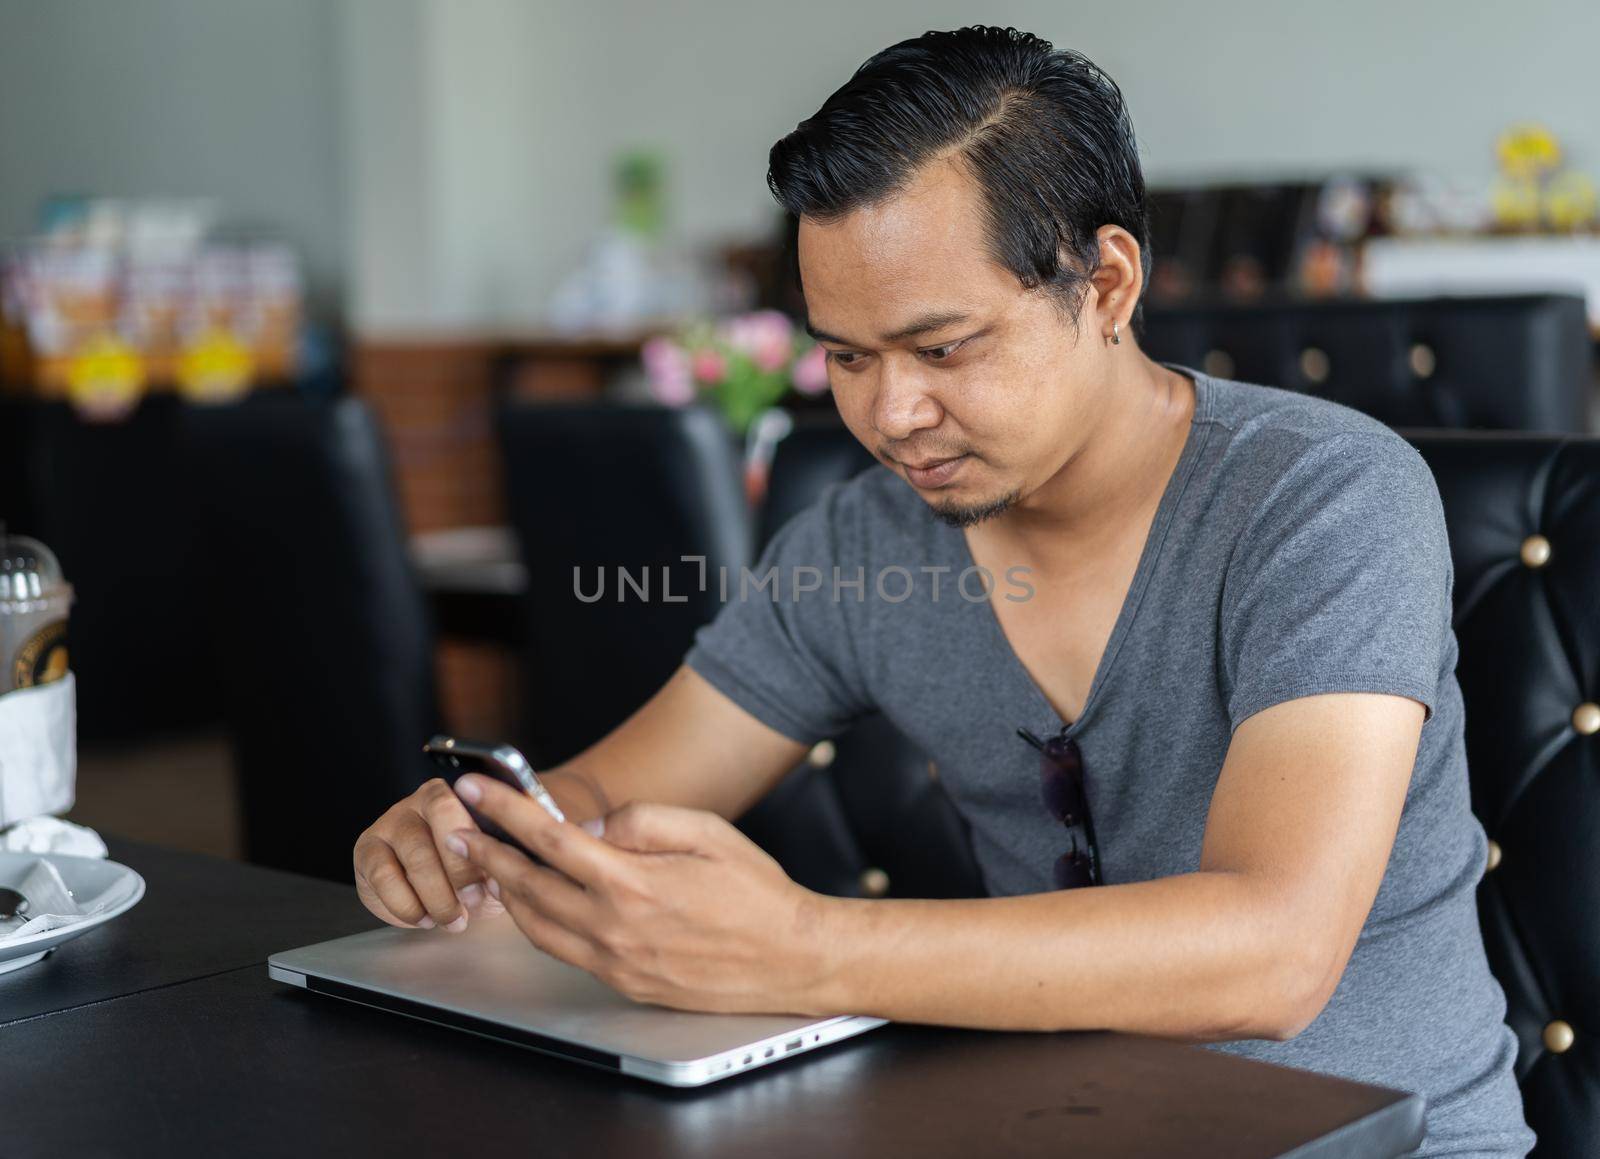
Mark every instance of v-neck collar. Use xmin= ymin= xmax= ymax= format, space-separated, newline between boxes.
xmin=955 ymin=366 xmax=1214 ymax=739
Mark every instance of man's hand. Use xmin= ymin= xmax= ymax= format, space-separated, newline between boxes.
xmin=446 ymin=773 xmax=828 ymax=1015
xmin=353 ymin=778 xmax=505 ymax=932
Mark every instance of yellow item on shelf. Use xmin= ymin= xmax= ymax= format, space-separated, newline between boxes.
xmin=65 ymin=331 xmax=145 ymax=421
xmin=1496 ymin=124 xmax=1562 ymax=180
xmin=1490 ymin=178 xmax=1543 ymax=231
xmin=1543 ymin=170 xmax=1598 ymax=232
xmin=176 ymin=325 xmax=254 ymax=403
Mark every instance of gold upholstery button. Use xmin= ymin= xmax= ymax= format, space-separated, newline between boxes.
xmin=807 ymin=740 xmax=836 ymax=768
xmin=1544 ymin=1020 xmax=1575 ymax=1054
xmin=1299 ymin=347 xmax=1331 ymax=384
xmin=1486 ymin=839 xmax=1502 ymax=871
xmin=1408 ymin=343 xmax=1437 ymax=379
xmin=1519 ymin=535 xmax=1552 ymax=568
xmin=1202 ymin=349 xmax=1235 ymax=379
xmin=859 ymin=867 xmax=890 ymax=898
xmin=926 ymin=760 xmax=940 ymax=781
xmin=1573 ymin=703 xmax=1600 ymax=736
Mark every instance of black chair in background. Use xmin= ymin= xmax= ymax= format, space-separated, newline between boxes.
xmin=183 ymin=394 xmax=438 ymax=880
xmin=1 ymin=396 xmax=223 ymax=741
xmin=1142 ymin=294 xmax=1593 ymax=432
xmin=1405 ymin=431 xmax=1598 ymax=1159
xmin=497 ymin=403 xmax=750 ymax=767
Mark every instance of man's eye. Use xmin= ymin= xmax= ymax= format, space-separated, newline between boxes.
xmin=921 ymin=341 xmax=963 ymax=362
xmin=826 ymin=350 xmax=863 ymax=367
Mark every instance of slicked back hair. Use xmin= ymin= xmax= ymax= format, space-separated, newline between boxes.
xmin=769 ymin=26 xmax=1151 ymax=330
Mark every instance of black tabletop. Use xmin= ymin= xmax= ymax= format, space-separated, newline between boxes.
xmin=0 ymin=841 xmax=1426 ymax=1158
xmin=0 ymin=837 xmax=374 ymax=1026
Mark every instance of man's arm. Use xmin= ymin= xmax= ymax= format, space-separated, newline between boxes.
xmin=537 ymin=665 xmax=810 ymax=824
xmin=448 ymin=687 xmax=1421 ymax=1042
xmin=807 ymin=690 xmax=1422 ymax=1039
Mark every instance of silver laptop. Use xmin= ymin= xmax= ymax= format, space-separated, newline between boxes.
xmin=268 ymin=914 xmax=886 ymax=1087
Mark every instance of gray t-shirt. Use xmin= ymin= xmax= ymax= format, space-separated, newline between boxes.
xmin=685 ymin=369 xmax=1533 ymax=1157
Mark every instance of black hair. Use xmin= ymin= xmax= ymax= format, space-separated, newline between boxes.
xmin=768 ymin=26 xmax=1151 ymax=329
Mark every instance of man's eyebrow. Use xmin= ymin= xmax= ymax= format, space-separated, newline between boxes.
xmin=805 ymin=310 xmax=973 ymax=347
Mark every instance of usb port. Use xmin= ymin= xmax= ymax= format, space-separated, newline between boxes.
xmin=785 ymin=1038 xmax=803 ymax=1051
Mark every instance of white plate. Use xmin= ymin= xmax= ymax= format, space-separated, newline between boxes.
xmin=0 ymin=850 xmax=146 ymax=975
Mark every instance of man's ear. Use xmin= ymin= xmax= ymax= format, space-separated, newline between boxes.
xmin=1087 ymin=225 xmax=1144 ymax=332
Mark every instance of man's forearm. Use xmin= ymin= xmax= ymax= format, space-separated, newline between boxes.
xmin=806 ymin=871 xmax=1331 ymax=1042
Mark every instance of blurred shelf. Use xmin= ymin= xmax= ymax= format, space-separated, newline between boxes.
xmin=1362 ymin=236 xmax=1600 ymax=334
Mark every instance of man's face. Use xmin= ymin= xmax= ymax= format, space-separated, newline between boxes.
xmin=798 ymin=155 xmax=1109 ymax=527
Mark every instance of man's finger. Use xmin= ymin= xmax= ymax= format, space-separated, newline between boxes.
xmin=495 ymin=893 xmax=600 ymax=976
xmin=599 ymin=800 xmax=731 ymax=855
xmin=393 ymin=827 xmax=468 ymax=931
xmin=456 ymin=774 xmax=619 ymax=886
xmin=354 ymin=839 xmax=434 ymax=929
xmin=447 ymin=828 xmax=596 ymax=934
xmin=415 ymin=778 xmax=484 ymax=892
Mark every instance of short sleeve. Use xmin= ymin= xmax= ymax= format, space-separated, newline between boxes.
xmin=1220 ymin=433 xmax=1453 ymax=730
xmin=683 ymin=483 xmax=874 ymax=743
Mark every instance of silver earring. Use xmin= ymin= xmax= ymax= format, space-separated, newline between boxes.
xmin=1109 ymin=322 xmax=1121 ymax=346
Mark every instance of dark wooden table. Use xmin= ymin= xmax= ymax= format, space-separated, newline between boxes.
xmin=0 ymin=840 xmax=1425 ymax=1158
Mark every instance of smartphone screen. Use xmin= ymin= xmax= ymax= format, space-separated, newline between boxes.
xmin=422 ymin=736 xmax=563 ymax=864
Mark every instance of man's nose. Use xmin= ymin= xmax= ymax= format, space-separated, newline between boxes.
xmin=872 ymin=358 xmax=941 ymax=442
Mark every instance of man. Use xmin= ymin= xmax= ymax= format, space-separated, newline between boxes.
xmin=354 ymin=27 xmax=1532 ymax=1156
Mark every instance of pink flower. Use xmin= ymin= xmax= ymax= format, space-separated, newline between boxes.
xmin=792 ymin=344 xmax=830 ymax=395
xmin=641 ymin=336 xmax=694 ymax=405
xmin=719 ymin=310 xmax=794 ymax=374
xmin=691 ymin=348 xmax=728 ymax=384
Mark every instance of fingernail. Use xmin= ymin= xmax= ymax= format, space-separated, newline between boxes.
xmin=416 ymin=916 xmax=436 ymax=929
xmin=445 ymin=833 xmax=469 ymax=858
xmin=445 ymin=912 xmax=469 ymax=934
xmin=482 ymin=896 xmax=505 ymax=915
xmin=458 ymin=883 xmax=484 ymax=908
xmin=455 ymin=776 xmax=482 ymax=804
xmin=581 ymin=817 xmax=606 ymax=838
xmin=486 ymin=878 xmax=501 ymax=900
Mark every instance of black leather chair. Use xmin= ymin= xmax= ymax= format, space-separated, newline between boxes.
xmin=1 ymin=396 xmax=224 ymax=741
xmin=183 ymin=394 xmax=439 ymax=880
xmin=1405 ymin=431 xmax=1598 ymax=1158
xmin=1142 ymin=294 xmax=1592 ymax=432
xmin=497 ymin=403 xmax=750 ymax=767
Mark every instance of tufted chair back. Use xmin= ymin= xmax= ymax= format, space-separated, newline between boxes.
xmin=1405 ymin=431 xmax=1598 ymax=1158
xmin=1142 ymin=295 xmax=1592 ymax=432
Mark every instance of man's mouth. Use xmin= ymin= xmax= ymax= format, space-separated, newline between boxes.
xmin=897 ymin=453 xmax=969 ymax=489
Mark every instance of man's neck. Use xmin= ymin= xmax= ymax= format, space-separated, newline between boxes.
xmin=974 ymin=356 xmax=1196 ymax=568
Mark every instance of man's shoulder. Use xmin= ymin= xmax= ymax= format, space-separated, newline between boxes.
xmin=1200 ymin=373 xmax=1431 ymax=498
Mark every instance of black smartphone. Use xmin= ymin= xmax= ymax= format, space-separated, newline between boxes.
xmin=423 ymin=736 xmax=564 ymax=863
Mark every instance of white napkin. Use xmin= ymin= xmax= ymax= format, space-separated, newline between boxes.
xmin=0 ymin=815 xmax=108 ymax=858
xmin=0 ymin=672 xmax=78 ymax=826
xmin=1 ymin=855 xmax=138 ymax=943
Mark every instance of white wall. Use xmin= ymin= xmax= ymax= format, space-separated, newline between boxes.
xmin=7 ymin=1 xmax=1594 ymax=331
xmin=0 ymin=0 xmax=346 ymax=309
xmin=344 ymin=0 xmax=1598 ymax=331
